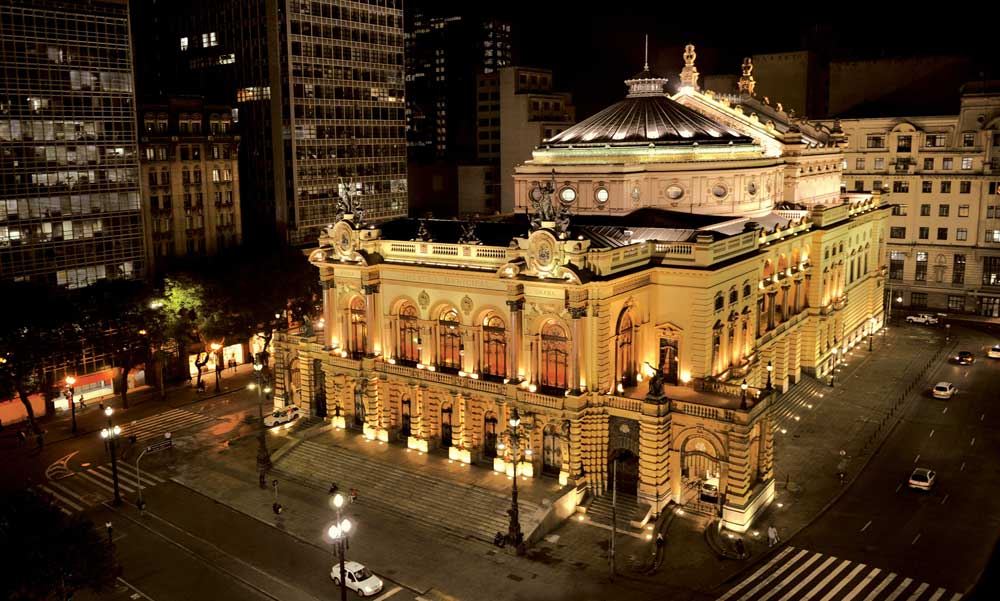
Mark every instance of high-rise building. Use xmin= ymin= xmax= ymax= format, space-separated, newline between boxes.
xmin=0 ymin=0 xmax=145 ymax=288
xmin=132 ymin=0 xmax=407 ymax=246
xmin=139 ymin=98 xmax=242 ymax=272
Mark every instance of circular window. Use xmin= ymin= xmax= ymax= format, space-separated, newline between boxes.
xmin=594 ymin=187 xmax=609 ymax=204
xmin=559 ymin=187 xmax=577 ymax=204
xmin=712 ymin=184 xmax=728 ymax=198
xmin=747 ymin=181 xmax=758 ymax=196
xmin=666 ymin=185 xmax=684 ymax=200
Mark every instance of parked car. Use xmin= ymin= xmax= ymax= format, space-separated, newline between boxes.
xmin=905 ymin=314 xmax=939 ymax=325
xmin=331 ymin=560 xmax=383 ymax=597
xmin=988 ymin=344 xmax=1000 ymax=359
xmin=954 ymin=351 xmax=976 ymax=365
xmin=908 ymin=467 xmax=936 ymax=491
xmin=699 ymin=476 xmax=719 ymax=501
xmin=932 ymin=382 xmax=957 ymax=399
xmin=264 ymin=405 xmax=301 ymax=427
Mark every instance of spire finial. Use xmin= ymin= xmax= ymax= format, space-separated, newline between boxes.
xmin=644 ymin=34 xmax=649 ymax=71
xmin=680 ymin=43 xmax=700 ymax=91
xmin=738 ymin=57 xmax=756 ymax=96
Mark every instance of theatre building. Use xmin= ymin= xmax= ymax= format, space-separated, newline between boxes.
xmin=273 ymin=47 xmax=889 ymax=533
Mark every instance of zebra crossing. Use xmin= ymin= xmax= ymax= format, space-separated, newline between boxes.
xmin=717 ymin=546 xmax=962 ymax=601
xmin=119 ymin=407 xmax=216 ymax=442
xmin=35 ymin=461 xmax=169 ymax=515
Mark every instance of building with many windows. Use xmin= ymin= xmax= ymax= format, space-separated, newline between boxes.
xmin=139 ymin=99 xmax=241 ymax=272
xmin=0 ymin=0 xmax=145 ymax=288
xmin=133 ymin=0 xmax=407 ymax=246
xmin=827 ymin=82 xmax=1000 ymax=317
xmin=274 ymin=47 xmax=888 ymax=537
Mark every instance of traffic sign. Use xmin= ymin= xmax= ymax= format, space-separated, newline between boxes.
xmin=145 ymin=438 xmax=173 ymax=453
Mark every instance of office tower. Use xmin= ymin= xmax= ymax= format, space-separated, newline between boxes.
xmin=0 ymin=0 xmax=145 ymax=287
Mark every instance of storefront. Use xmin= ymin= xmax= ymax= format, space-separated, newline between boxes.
xmin=188 ymin=342 xmax=245 ymax=379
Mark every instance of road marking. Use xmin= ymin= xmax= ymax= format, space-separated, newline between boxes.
xmin=844 ymin=568 xmax=881 ymax=601
xmin=36 ymin=484 xmax=83 ymax=512
xmin=751 ymin=551 xmax=821 ymax=601
xmin=372 ymin=586 xmax=402 ymax=601
xmin=884 ymin=577 xmax=913 ymax=601
xmin=906 ymin=582 xmax=929 ymax=601
xmin=862 ymin=573 xmax=896 ymax=601
xmin=895 ymin=483 xmax=903 ymax=493
xmin=116 ymin=577 xmax=156 ymax=601
xmin=942 ymin=407 xmax=948 ymax=414
xmin=717 ymin=546 xmax=798 ymax=601
xmin=949 ymin=592 xmax=963 ymax=601
xmin=776 ymin=555 xmax=837 ymax=601
xmin=87 ymin=468 xmax=136 ymax=493
xmin=802 ymin=558 xmax=850 ymax=601
xmin=913 ymin=454 xmax=920 ymax=464
xmin=860 ymin=520 xmax=872 ymax=532
xmin=970 ymin=437 xmax=975 ymax=447
xmin=45 ymin=451 xmax=79 ymax=480
xmin=911 ymin=533 xmax=921 ymax=545
xmin=820 ymin=563 xmax=866 ymax=601
xmin=941 ymin=494 xmax=949 ymax=505
xmin=929 ymin=429 xmax=935 ymax=438
xmin=960 ymin=462 xmax=966 ymax=472
xmin=927 ymin=587 xmax=947 ymax=601
xmin=981 ymin=414 xmax=985 ymax=421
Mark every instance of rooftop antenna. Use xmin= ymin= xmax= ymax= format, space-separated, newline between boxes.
xmin=644 ymin=34 xmax=649 ymax=71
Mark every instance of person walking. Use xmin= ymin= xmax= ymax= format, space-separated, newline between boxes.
xmin=349 ymin=488 xmax=358 ymax=504
xmin=735 ymin=537 xmax=746 ymax=558
xmin=767 ymin=525 xmax=780 ymax=547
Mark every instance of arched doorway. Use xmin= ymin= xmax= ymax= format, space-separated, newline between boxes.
xmin=616 ymin=311 xmax=636 ymax=389
xmin=681 ymin=436 xmax=724 ymax=507
xmin=483 ymin=412 xmax=498 ymax=459
xmin=400 ymin=395 xmax=411 ymax=438
xmin=608 ymin=449 xmax=639 ymax=496
xmin=542 ymin=425 xmax=562 ymax=476
xmin=441 ymin=403 xmax=453 ymax=448
xmin=352 ymin=383 xmax=365 ymax=429
xmin=312 ymin=359 xmax=326 ymax=417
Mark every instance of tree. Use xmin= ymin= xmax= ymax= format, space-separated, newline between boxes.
xmin=0 ymin=490 xmax=119 ymax=600
xmin=0 ymin=282 xmax=80 ymax=434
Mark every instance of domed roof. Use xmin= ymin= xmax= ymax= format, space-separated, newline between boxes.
xmin=546 ymin=67 xmax=752 ymax=148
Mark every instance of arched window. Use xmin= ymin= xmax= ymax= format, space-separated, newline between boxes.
xmin=729 ymin=288 xmax=739 ymax=305
xmin=743 ymin=283 xmax=752 ymax=298
xmin=482 ymin=314 xmax=507 ymax=379
xmin=349 ymin=297 xmax=367 ymax=357
xmin=400 ymin=395 xmax=411 ymax=437
xmin=438 ymin=308 xmax=461 ymax=371
xmin=616 ymin=311 xmax=636 ymax=388
xmin=714 ymin=293 xmax=724 ymax=312
xmin=540 ymin=322 xmax=569 ymax=390
xmin=440 ymin=403 xmax=453 ymax=448
xmin=398 ymin=304 xmax=420 ymax=364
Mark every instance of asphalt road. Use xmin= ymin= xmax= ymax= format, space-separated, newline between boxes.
xmin=791 ymin=325 xmax=1000 ymax=593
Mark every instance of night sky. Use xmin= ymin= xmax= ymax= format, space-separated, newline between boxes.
xmin=425 ymin=2 xmax=1000 ymax=119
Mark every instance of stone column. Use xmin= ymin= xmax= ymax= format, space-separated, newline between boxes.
xmin=506 ymin=299 xmax=524 ymax=381
xmin=781 ymin=284 xmax=791 ymax=321
xmin=767 ymin=290 xmax=778 ymax=330
xmin=321 ymin=279 xmax=335 ymax=349
xmin=568 ymin=305 xmax=587 ymax=392
xmin=362 ymin=283 xmax=379 ymax=357
xmin=637 ymin=401 xmax=672 ymax=512
xmin=756 ymin=297 xmax=765 ymax=337
xmin=803 ymin=273 xmax=811 ymax=309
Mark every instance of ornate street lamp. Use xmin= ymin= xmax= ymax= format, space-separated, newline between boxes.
xmin=869 ymin=318 xmax=876 ymax=351
xmin=740 ymin=379 xmax=749 ymax=410
xmin=326 ymin=493 xmax=353 ymax=601
xmin=500 ymin=408 xmax=526 ymax=554
xmin=250 ymin=361 xmax=272 ymax=488
xmin=64 ymin=375 xmax=77 ymax=434
xmin=830 ymin=346 xmax=839 ymax=387
xmin=99 ymin=406 xmax=123 ymax=506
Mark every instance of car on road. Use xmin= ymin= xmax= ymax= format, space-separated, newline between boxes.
xmin=988 ymin=344 xmax=1000 ymax=359
xmin=931 ymin=382 xmax=957 ymax=399
xmin=908 ymin=467 xmax=936 ymax=491
xmin=954 ymin=351 xmax=975 ymax=365
xmin=263 ymin=405 xmax=301 ymax=427
xmin=699 ymin=476 xmax=720 ymax=501
xmin=331 ymin=560 xmax=383 ymax=597
xmin=905 ymin=314 xmax=939 ymax=325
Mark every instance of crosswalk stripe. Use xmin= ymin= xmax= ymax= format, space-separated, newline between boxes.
xmin=777 ymin=555 xmax=837 ymax=601
xmin=905 ymin=583 xmax=929 ymax=601
xmin=115 ymin=463 xmax=167 ymax=485
xmin=884 ymin=577 xmax=913 ymax=601
xmin=948 ymin=593 xmax=963 ymax=601
xmin=81 ymin=469 xmax=134 ymax=494
xmin=37 ymin=484 xmax=85 ymax=512
xmin=45 ymin=478 xmax=93 ymax=506
xmin=76 ymin=470 xmax=116 ymax=494
xmin=863 ymin=573 xmax=897 ymax=601
xmin=758 ymin=552 xmax=825 ymax=601
xmin=727 ymin=548 xmax=806 ymax=601
xmin=87 ymin=468 xmax=135 ymax=493
xmin=719 ymin=546 xmax=799 ymax=601
xmin=843 ymin=568 xmax=881 ymax=601
xmin=819 ymin=562 xmax=867 ymax=601
xmin=96 ymin=465 xmax=144 ymax=490
xmin=927 ymin=588 xmax=946 ymax=601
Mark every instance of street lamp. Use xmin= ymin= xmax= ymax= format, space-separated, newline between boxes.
xmin=211 ymin=342 xmax=223 ymax=393
xmin=869 ymin=318 xmax=876 ymax=351
xmin=64 ymin=376 xmax=77 ymax=434
xmin=326 ymin=494 xmax=353 ymax=601
xmin=766 ymin=360 xmax=773 ymax=391
xmin=251 ymin=361 xmax=272 ymax=489
xmin=740 ymin=379 xmax=749 ymax=410
xmin=99 ymin=406 xmax=123 ymax=506
xmin=499 ymin=408 xmax=526 ymax=554
xmin=830 ymin=347 xmax=839 ymax=387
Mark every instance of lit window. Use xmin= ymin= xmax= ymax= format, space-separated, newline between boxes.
xmin=961 ymin=157 xmax=973 ymax=170
xmin=180 ymin=37 xmax=189 ymax=51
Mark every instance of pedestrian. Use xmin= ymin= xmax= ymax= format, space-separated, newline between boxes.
xmin=350 ymin=488 xmax=358 ymax=504
xmin=735 ymin=537 xmax=746 ymax=558
xmin=78 ymin=394 xmax=86 ymax=409
xmin=17 ymin=430 xmax=26 ymax=447
xmin=767 ymin=525 xmax=780 ymax=547
xmin=328 ymin=482 xmax=339 ymax=495
xmin=655 ymin=531 xmax=664 ymax=555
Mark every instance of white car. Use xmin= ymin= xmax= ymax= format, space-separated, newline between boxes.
xmin=908 ymin=467 xmax=936 ymax=491
xmin=331 ymin=560 xmax=383 ymax=597
xmin=905 ymin=314 xmax=939 ymax=325
xmin=264 ymin=405 xmax=301 ymax=427
xmin=931 ymin=382 xmax=956 ymax=399
xmin=699 ymin=476 xmax=720 ymax=501
xmin=988 ymin=345 xmax=1000 ymax=359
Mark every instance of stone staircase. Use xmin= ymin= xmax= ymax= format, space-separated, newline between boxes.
xmin=767 ymin=375 xmax=827 ymax=432
xmin=585 ymin=492 xmax=649 ymax=534
xmin=273 ymin=440 xmax=545 ymax=543
xmin=285 ymin=415 xmax=325 ymax=436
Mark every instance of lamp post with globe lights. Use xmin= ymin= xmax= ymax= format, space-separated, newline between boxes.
xmin=496 ymin=407 xmax=530 ymax=554
xmin=326 ymin=493 xmax=353 ymax=601
xmin=64 ymin=376 xmax=77 ymax=433
xmin=100 ymin=406 xmax=123 ymax=506
xmin=250 ymin=360 xmax=273 ymax=488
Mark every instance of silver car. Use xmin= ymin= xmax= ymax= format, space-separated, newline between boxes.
xmin=908 ymin=468 xmax=936 ymax=491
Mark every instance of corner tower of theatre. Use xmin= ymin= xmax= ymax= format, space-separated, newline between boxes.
xmin=273 ymin=45 xmax=889 ymax=538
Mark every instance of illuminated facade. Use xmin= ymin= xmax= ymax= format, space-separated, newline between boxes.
xmin=0 ymin=0 xmax=145 ymax=287
xmin=275 ymin=47 xmax=889 ymax=534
